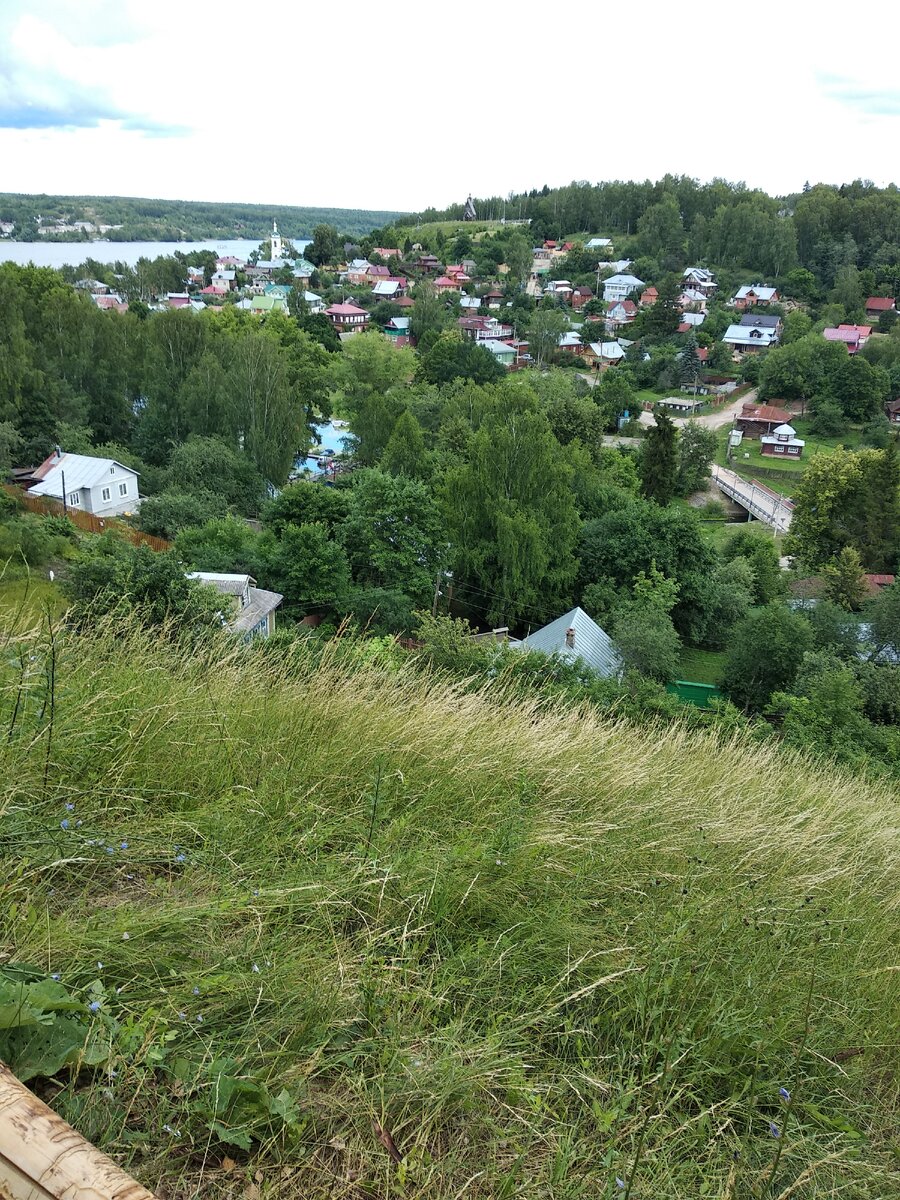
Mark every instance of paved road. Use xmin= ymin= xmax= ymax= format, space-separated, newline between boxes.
xmin=711 ymin=464 xmax=793 ymax=532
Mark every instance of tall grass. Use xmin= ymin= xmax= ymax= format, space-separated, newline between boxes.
xmin=0 ymin=613 xmax=897 ymax=1198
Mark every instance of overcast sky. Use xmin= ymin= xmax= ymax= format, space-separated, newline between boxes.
xmin=2 ymin=0 xmax=898 ymax=218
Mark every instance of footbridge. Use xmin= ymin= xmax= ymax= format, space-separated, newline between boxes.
xmin=711 ymin=465 xmax=793 ymax=533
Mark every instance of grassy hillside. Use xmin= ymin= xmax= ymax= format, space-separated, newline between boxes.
xmin=1 ymin=616 xmax=897 ymax=1198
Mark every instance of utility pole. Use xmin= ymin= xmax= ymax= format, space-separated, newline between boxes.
xmin=61 ymin=470 xmax=67 ymax=517
xmin=431 ymin=571 xmax=442 ymax=617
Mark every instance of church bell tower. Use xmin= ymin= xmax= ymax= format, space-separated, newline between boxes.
xmin=270 ymin=219 xmax=283 ymax=261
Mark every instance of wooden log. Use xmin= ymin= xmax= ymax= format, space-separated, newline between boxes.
xmin=0 ymin=1062 xmax=157 ymax=1200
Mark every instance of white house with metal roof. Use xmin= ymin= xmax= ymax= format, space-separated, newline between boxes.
xmin=602 ymin=273 xmax=645 ymax=303
xmin=28 ymin=450 xmax=141 ymax=517
xmin=722 ymin=323 xmax=779 ymax=351
xmin=516 ymin=606 xmax=621 ymax=678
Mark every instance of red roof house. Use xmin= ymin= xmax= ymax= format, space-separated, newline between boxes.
xmin=325 ymin=302 xmax=370 ymax=333
xmin=434 ymin=275 xmax=462 ymax=293
xmin=865 ymin=296 xmax=896 ymax=318
xmin=736 ymin=402 xmax=792 ymax=437
xmin=640 ymin=286 xmax=658 ymax=307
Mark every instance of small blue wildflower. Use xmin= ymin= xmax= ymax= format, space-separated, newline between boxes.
xmin=192 ymin=986 xmax=200 ymax=995
xmin=779 ymin=1087 xmax=791 ymax=1102
xmin=120 ymin=841 xmax=128 ymax=850
xmin=769 ymin=1122 xmax=780 ymax=1138
xmin=97 ymin=962 xmax=103 ymax=970
xmin=175 ymin=853 xmax=186 ymax=864
xmin=60 ymin=819 xmax=70 ymax=831
xmin=65 ymin=802 xmax=75 ymax=811
xmin=89 ymin=1000 xmax=101 ymax=1013
xmin=251 ymin=963 xmax=260 ymax=974
xmin=616 ymin=1179 xmax=626 ymax=1191
xmin=196 ymin=1014 xmax=204 ymax=1024
xmin=106 ymin=846 xmax=115 ymax=855
xmin=252 ymin=889 xmax=260 ymax=896
xmin=51 ymin=973 xmax=61 ymax=981
xmin=178 ymin=1011 xmax=186 ymax=1020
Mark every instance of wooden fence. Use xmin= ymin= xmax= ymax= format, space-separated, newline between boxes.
xmin=4 ymin=486 xmax=170 ymax=552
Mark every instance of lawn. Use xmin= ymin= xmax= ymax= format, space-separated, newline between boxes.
xmin=677 ymin=646 xmax=727 ymax=685
xmin=718 ymin=420 xmax=867 ymax=494
xmin=0 ymin=574 xmax=67 ymax=629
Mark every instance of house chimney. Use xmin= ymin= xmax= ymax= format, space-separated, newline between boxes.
xmin=565 ymin=626 xmax=576 ymax=649
xmin=54 ymin=445 xmax=63 ymax=462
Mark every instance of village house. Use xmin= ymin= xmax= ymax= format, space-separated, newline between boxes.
xmin=605 ymin=299 xmax=637 ymax=332
xmin=372 ymin=248 xmax=402 ymax=261
xmin=760 ymin=423 xmax=805 ymax=458
xmin=603 ymin=273 xmax=644 ymax=303
xmin=571 ymin=286 xmax=593 ymax=310
xmin=886 ymin=399 xmax=900 ymax=425
xmin=325 ymin=302 xmax=370 ymax=334
xmin=26 ymin=450 xmax=141 ymax=517
xmin=515 ymin=607 xmax=621 ymax=679
xmin=586 ymin=341 xmax=626 ymax=370
xmin=823 ymin=324 xmax=872 ymax=354
xmin=865 ymin=296 xmax=896 ymax=320
xmin=480 ymin=339 xmax=517 ymax=369
xmin=459 ymin=295 xmax=481 ymax=311
xmin=722 ymin=323 xmax=778 ymax=353
xmin=545 ymin=280 xmax=574 ymax=302
xmin=458 ymin=315 xmax=513 ymax=342
xmin=682 ymin=267 xmax=717 ymax=295
xmin=558 ymin=331 xmax=586 ymax=355
xmin=187 ymin=573 xmax=283 ymax=640
xmin=660 ymin=397 xmax=706 ymax=415
xmin=91 ymin=294 xmax=128 ymax=313
xmin=733 ymin=285 xmax=779 ymax=309
xmin=166 ymin=292 xmax=192 ymax=308
xmin=383 ymin=316 xmax=412 ymax=346
xmin=434 ymin=275 xmax=462 ymax=294
xmin=371 ymin=278 xmax=408 ymax=299
xmin=739 ymin=312 xmax=782 ymax=338
xmin=679 ymin=312 xmax=705 ymax=329
xmin=585 ymin=237 xmax=613 ymax=251
xmin=484 ymin=289 xmax=504 ymax=309
xmin=639 ymin=286 xmax=658 ymax=307
xmin=678 ymin=288 xmax=709 ymax=312
xmin=736 ymin=402 xmax=793 ymax=438
xmin=211 ymin=269 xmax=236 ymax=291
xmin=343 ymin=258 xmax=372 ymax=285
xmin=215 ymin=256 xmax=243 ymax=271
xmin=415 ymin=253 xmax=442 ymax=272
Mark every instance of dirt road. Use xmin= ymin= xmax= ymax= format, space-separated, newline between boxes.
xmin=638 ymin=390 xmax=756 ymax=430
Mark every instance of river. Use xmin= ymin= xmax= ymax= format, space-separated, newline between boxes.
xmin=0 ymin=238 xmax=311 ymax=269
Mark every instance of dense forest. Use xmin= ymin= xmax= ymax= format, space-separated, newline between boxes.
xmin=415 ymin=176 xmax=900 ymax=290
xmin=0 ymin=193 xmax=408 ymax=241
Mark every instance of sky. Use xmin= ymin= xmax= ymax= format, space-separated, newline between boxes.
xmin=1 ymin=0 xmax=899 ymax=216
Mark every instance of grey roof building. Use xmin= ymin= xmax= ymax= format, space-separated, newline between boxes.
xmin=187 ymin=573 xmax=283 ymax=639
xmin=518 ymin=606 xmax=621 ymax=678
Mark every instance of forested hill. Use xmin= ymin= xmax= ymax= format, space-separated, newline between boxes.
xmin=0 ymin=194 xmax=409 ymax=242
xmin=417 ymin=177 xmax=900 ymax=283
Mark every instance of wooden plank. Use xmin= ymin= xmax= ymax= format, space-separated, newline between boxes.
xmin=0 ymin=1064 xmax=157 ymax=1200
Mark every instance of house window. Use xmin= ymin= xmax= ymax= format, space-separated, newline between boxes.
xmin=118 ymin=482 xmax=128 ymax=496
xmin=68 ymin=492 xmax=80 ymax=507
xmin=110 ymin=466 xmax=115 ymax=474
xmin=101 ymin=487 xmax=111 ymax=502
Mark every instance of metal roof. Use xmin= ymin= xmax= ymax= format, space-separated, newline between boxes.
xmin=520 ymin=606 xmax=621 ymax=679
xmin=30 ymin=453 xmax=139 ymax=498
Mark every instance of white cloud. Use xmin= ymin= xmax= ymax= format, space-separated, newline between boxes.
xmin=0 ymin=0 xmax=898 ymax=209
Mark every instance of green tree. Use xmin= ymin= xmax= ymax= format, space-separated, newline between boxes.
xmin=504 ymin=232 xmax=533 ymax=286
xmin=611 ymin=604 xmax=681 ymax=682
xmin=419 ymin=332 xmax=505 ymax=385
xmin=174 ymin=516 xmax=265 ymax=576
xmin=639 ymin=408 xmax=678 ymax=504
xmin=409 ymin=281 xmax=448 ymax=345
xmin=263 ymin=521 xmax=351 ymax=616
xmin=381 ymin=409 xmax=429 ymax=479
xmin=62 ymin=539 xmax=223 ymax=632
xmin=676 ymin=422 xmax=716 ymax=496
xmin=167 ymin=436 xmax=266 ymax=515
xmin=341 ymin=469 xmax=447 ymax=605
xmin=136 ymin=490 xmax=225 ymax=539
xmin=821 ymin=546 xmax=868 ymax=610
xmin=722 ymin=527 xmax=786 ymax=604
xmin=306 ymin=224 xmax=341 ymax=267
xmin=263 ymin=480 xmax=350 ymax=537
xmin=721 ymin=604 xmax=812 ymax=711
xmin=526 ymin=308 xmax=569 ymax=368
xmin=444 ymin=401 xmax=579 ymax=625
